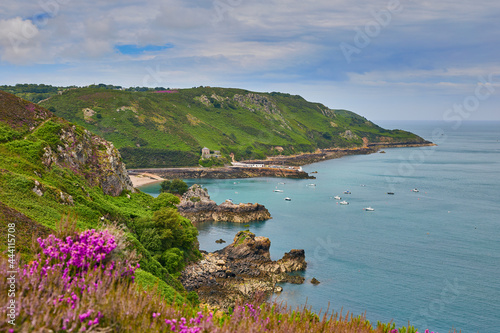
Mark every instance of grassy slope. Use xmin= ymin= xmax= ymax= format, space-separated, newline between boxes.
xmin=0 ymin=91 xmax=188 ymax=298
xmin=36 ymin=87 xmax=425 ymax=167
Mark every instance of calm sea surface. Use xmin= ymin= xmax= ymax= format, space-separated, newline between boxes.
xmin=140 ymin=121 xmax=500 ymax=333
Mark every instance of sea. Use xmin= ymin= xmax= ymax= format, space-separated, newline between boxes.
xmin=139 ymin=121 xmax=500 ymax=333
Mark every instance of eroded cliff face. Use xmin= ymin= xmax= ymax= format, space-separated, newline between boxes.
xmin=41 ymin=124 xmax=134 ymax=196
xmin=180 ymin=231 xmax=307 ymax=310
xmin=177 ymin=185 xmax=271 ymax=223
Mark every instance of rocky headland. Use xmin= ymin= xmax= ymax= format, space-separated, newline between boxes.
xmin=177 ymin=184 xmax=271 ymax=223
xmin=180 ymin=230 xmax=306 ymax=310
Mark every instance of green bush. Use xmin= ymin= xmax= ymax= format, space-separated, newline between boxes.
xmin=160 ymin=179 xmax=188 ymax=195
xmin=161 ymin=248 xmax=185 ymax=273
xmin=152 ymin=192 xmax=180 ymax=211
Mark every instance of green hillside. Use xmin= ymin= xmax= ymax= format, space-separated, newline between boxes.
xmin=17 ymin=85 xmax=428 ymax=168
xmin=0 ymin=90 xmax=199 ymax=300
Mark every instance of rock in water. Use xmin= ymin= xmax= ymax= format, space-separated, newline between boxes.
xmin=311 ymin=277 xmax=320 ymax=285
xmin=180 ymin=230 xmax=306 ymax=310
xmin=177 ymin=185 xmax=271 ymax=223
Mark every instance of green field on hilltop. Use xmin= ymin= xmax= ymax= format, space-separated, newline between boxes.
xmin=1 ymin=84 xmax=426 ymax=168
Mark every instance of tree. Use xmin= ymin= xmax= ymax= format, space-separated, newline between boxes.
xmin=160 ymin=179 xmax=188 ymax=195
xmin=151 ymin=192 xmax=180 ymax=211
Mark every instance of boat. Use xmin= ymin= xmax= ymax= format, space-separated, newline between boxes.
xmin=387 ymin=192 xmax=395 ymax=195
xmin=284 ymin=197 xmax=292 ymax=201
xmin=339 ymin=200 xmax=349 ymax=205
xmin=273 ymin=189 xmax=284 ymax=193
xmin=278 ymin=182 xmax=285 ymax=185
xmin=333 ymin=195 xmax=341 ymax=200
xmin=364 ymin=207 xmax=375 ymax=211
xmin=307 ymin=183 xmax=316 ymax=187
xmin=411 ymin=188 xmax=419 ymax=192
xmin=343 ymin=190 xmax=351 ymax=194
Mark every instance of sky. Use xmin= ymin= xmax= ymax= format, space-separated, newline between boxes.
xmin=1 ymin=0 xmax=499 ymax=121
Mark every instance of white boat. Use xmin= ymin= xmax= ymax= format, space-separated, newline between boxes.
xmin=307 ymin=183 xmax=316 ymax=187
xmin=333 ymin=195 xmax=341 ymax=200
xmin=284 ymin=197 xmax=292 ymax=201
xmin=339 ymin=200 xmax=349 ymax=205
xmin=278 ymin=182 xmax=285 ymax=185
xmin=343 ymin=190 xmax=351 ymax=194
xmin=364 ymin=207 xmax=375 ymax=211
xmin=411 ymin=188 xmax=419 ymax=192
xmin=273 ymin=189 xmax=284 ymax=193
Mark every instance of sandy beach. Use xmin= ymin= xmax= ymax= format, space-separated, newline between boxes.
xmin=128 ymin=172 xmax=165 ymax=187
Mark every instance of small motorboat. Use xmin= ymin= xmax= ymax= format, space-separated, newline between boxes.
xmin=411 ymin=188 xmax=419 ymax=192
xmin=339 ymin=200 xmax=349 ymax=205
xmin=387 ymin=192 xmax=395 ymax=195
xmin=273 ymin=189 xmax=284 ymax=193
xmin=334 ymin=195 xmax=341 ymax=200
xmin=343 ymin=190 xmax=351 ymax=194
xmin=307 ymin=183 xmax=316 ymax=187
xmin=284 ymin=197 xmax=292 ymax=201
xmin=364 ymin=207 xmax=375 ymax=211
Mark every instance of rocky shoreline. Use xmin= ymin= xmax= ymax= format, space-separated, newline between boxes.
xmin=244 ymin=141 xmax=436 ymax=167
xmin=177 ymin=184 xmax=271 ymax=223
xmin=180 ymin=230 xmax=307 ymax=310
xmin=129 ymin=141 xmax=434 ymax=180
xmin=130 ymin=166 xmax=314 ymax=180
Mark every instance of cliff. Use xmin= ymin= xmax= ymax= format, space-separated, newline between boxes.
xmin=177 ymin=184 xmax=271 ymax=223
xmin=180 ymin=230 xmax=306 ymax=310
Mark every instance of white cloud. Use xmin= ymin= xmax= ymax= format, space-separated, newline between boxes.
xmin=0 ymin=17 xmax=42 ymax=64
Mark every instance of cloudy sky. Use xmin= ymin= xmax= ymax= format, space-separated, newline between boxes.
xmin=1 ymin=0 xmax=499 ymax=121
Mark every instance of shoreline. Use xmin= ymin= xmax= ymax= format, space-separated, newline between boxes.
xmin=128 ymin=141 xmax=435 ymax=181
xmin=128 ymin=172 xmax=165 ymax=187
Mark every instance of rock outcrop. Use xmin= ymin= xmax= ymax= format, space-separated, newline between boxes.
xmin=180 ymin=231 xmax=306 ymax=310
xmin=41 ymin=124 xmax=135 ymax=196
xmin=177 ymin=185 xmax=271 ymax=223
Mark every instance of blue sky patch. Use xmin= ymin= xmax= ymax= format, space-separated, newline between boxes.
xmin=115 ymin=44 xmax=174 ymax=55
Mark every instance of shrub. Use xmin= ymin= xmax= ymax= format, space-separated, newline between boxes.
xmin=160 ymin=179 xmax=189 ymax=195
xmin=152 ymin=192 xmax=180 ymax=211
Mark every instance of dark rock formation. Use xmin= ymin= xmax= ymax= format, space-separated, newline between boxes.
xmin=177 ymin=185 xmax=271 ymax=223
xmin=311 ymin=277 xmax=320 ymax=285
xmin=180 ymin=231 xmax=307 ymax=310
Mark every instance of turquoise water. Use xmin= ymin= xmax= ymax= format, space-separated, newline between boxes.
xmin=139 ymin=121 xmax=500 ymax=333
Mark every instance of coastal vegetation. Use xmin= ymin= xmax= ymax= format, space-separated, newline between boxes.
xmin=1 ymin=226 xmax=437 ymax=332
xmin=1 ymin=84 xmax=427 ymax=168
xmin=0 ymin=90 xmax=198 ymax=302
xmin=160 ymin=179 xmax=190 ymax=196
